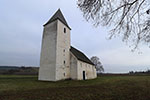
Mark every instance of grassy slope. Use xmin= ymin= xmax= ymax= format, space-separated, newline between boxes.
xmin=0 ymin=75 xmax=150 ymax=100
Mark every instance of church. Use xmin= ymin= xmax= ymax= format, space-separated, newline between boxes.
xmin=38 ymin=9 xmax=97 ymax=81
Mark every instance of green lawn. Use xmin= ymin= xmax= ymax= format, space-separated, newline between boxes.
xmin=0 ymin=75 xmax=150 ymax=100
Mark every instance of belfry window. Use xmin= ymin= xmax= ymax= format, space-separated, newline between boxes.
xmin=64 ymin=28 xmax=66 ymax=33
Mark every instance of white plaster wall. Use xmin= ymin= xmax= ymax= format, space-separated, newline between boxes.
xmin=38 ymin=18 xmax=97 ymax=81
xmin=38 ymin=21 xmax=57 ymax=81
xmin=55 ymin=20 xmax=71 ymax=80
xmin=77 ymin=60 xmax=97 ymax=80
xmin=70 ymin=53 xmax=78 ymax=79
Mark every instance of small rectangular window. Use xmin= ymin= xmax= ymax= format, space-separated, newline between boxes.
xmin=64 ymin=61 xmax=65 ymax=64
xmin=64 ymin=73 xmax=65 ymax=76
xmin=64 ymin=28 xmax=66 ymax=33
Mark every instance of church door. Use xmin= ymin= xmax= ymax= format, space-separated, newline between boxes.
xmin=83 ymin=71 xmax=85 ymax=80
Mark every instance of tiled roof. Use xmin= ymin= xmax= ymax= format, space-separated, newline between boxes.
xmin=70 ymin=46 xmax=94 ymax=65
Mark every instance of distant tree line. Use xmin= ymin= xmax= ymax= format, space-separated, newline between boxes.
xmin=0 ymin=66 xmax=39 ymax=75
xmin=129 ymin=69 xmax=150 ymax=75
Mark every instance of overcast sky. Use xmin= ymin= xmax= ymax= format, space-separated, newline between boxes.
xmin=0 ymin=0 xmax=150 ymax=73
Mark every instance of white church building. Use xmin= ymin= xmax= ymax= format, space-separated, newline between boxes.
xmin=38 ymin=9 xmax=97 ymax=81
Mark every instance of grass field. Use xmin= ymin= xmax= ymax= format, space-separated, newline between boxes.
xmin=0 ymin=75 xmax=150 ymax=100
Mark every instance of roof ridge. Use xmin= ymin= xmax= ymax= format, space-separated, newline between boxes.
xmin=71 ymin=46 xmax=85 ymax=55
xmin=70 ymin=46 xmax=94 ymax=65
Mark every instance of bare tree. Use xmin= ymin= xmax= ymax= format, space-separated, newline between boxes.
xmin=77 ymin=0 xmax=150 ymax=50
xmin=90 ymin=56 xmax=104 ymax=73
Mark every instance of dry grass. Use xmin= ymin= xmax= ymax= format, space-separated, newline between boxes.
xmin=0 ymin=75 xmax=150 ymax=100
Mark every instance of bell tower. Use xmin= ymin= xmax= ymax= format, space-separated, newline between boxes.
xmin=38 ymin=9 xmax=71 ymax=81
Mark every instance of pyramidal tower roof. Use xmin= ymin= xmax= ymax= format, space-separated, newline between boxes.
xmin=44 ymin=9 xmax=71 ymax=29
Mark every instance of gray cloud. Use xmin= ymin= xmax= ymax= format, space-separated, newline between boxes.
xmin=0 ymin=0 xmax=150 ymax=72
